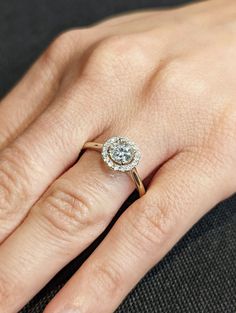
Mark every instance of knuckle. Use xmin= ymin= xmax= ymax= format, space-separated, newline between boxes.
xmin=95 ymin=35 xmax=136 ymax=61
xmin=152 ymin=60 xmax=185 ymax=100
xmin=129 ymin=194 xmax=176 ymax=249
xmin=146 ymin=58 xmax=207 ymax=105
xmin=0 ymin=146 xmax=29 ymax=218
xmin=37 ymin=183 xmax=97 ymax=237
xmin=40 ymin=29 xmax=80 ymax=71
xmin=83 ymin=35 xmax=150 ymax=80
xmin=47 ymin=30 xmax=76 ymax=55
xmin=158 ymin=60 xmax=183 ymax=93
xmin=91 ymin=262 xmax=123 ymax=297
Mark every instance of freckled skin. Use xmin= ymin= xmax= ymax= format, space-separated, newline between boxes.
xmin=0 ymin=0 xmax=236 ymax=312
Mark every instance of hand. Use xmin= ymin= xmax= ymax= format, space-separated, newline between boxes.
xmin=0 ymin=0 xmax=236 ymax=312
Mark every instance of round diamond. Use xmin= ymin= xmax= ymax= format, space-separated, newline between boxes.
xmin=109 ymin=141 xmax=134 ymax=165
xmin=102 ymin=137 xmax=141 ymax=172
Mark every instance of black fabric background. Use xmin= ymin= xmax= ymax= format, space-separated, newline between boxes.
xmin=0 ymin=1 xmax=236 ymax=312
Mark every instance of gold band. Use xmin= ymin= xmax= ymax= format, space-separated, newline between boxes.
xmin=83 ymin=141 xmax=145 ymax=197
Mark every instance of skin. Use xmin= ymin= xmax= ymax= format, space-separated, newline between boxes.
xmin=0 ymin=0 xmax=236 ymax=312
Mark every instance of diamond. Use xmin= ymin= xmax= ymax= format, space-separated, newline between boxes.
xmin=102 ymin=136 xmax=141 ymax=172
xmin=109 ymin=140 xmax=134 ymax=165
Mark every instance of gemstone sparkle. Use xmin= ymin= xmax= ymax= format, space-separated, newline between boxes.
xmin=102 ymin=136 xmax=141 ymax=172
xmin=109 ymin=141 xmax=134 ymax=165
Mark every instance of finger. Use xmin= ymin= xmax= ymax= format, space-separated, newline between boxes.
xmin=0 ymin=150 xmax=131 ymax=313
xmin=44 ymin=149 xmax=235 ymax=313
xmin=0 ymin=125 xmax=173 ymax=312
xmin=0 ymin=30 xmax=110 ymax=241
xmin=0 ymin=30 xmax=80 ymax=150
xmin=0 ymin=90 xmax=92 ymax=241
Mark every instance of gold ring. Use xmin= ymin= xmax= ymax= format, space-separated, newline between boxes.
xmin=83 ymin=136 xmax=145 ymax=197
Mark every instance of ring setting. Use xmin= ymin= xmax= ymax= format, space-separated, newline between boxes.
xmin=83 ymin=136 xmax=145 ymax=197
xmin=102 ymin=137 xmax=141 ymax=172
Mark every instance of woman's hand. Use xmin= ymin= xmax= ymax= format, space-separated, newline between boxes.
xmin=0 ymin=0 xmax=236 ymax=312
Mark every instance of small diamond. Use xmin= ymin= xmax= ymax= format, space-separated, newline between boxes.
xmin=113 ymin=165 xmax=120 ymax=171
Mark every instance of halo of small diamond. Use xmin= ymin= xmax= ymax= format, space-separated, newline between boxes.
xmin=102 ymin=136 xmax=141 ymax=172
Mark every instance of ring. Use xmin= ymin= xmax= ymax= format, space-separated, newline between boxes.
xmin=83 ymin=136 xmax=145 ymax=197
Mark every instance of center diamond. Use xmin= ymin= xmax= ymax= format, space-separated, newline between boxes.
xmin=109 ymin=141 xmax=134 ymax=165
xmin=102 ymin=136 xmax=141 ymax=172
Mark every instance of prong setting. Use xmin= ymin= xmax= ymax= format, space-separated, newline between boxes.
xmin=102 ymin=136 xmax=141 ymax=172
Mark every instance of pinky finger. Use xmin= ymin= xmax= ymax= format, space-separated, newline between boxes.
xmin=45 ymin=149 xmax=234 ymax=313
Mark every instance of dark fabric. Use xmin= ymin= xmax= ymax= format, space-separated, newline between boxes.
xmin=0 ymin=1 xmax=236 ymax=312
